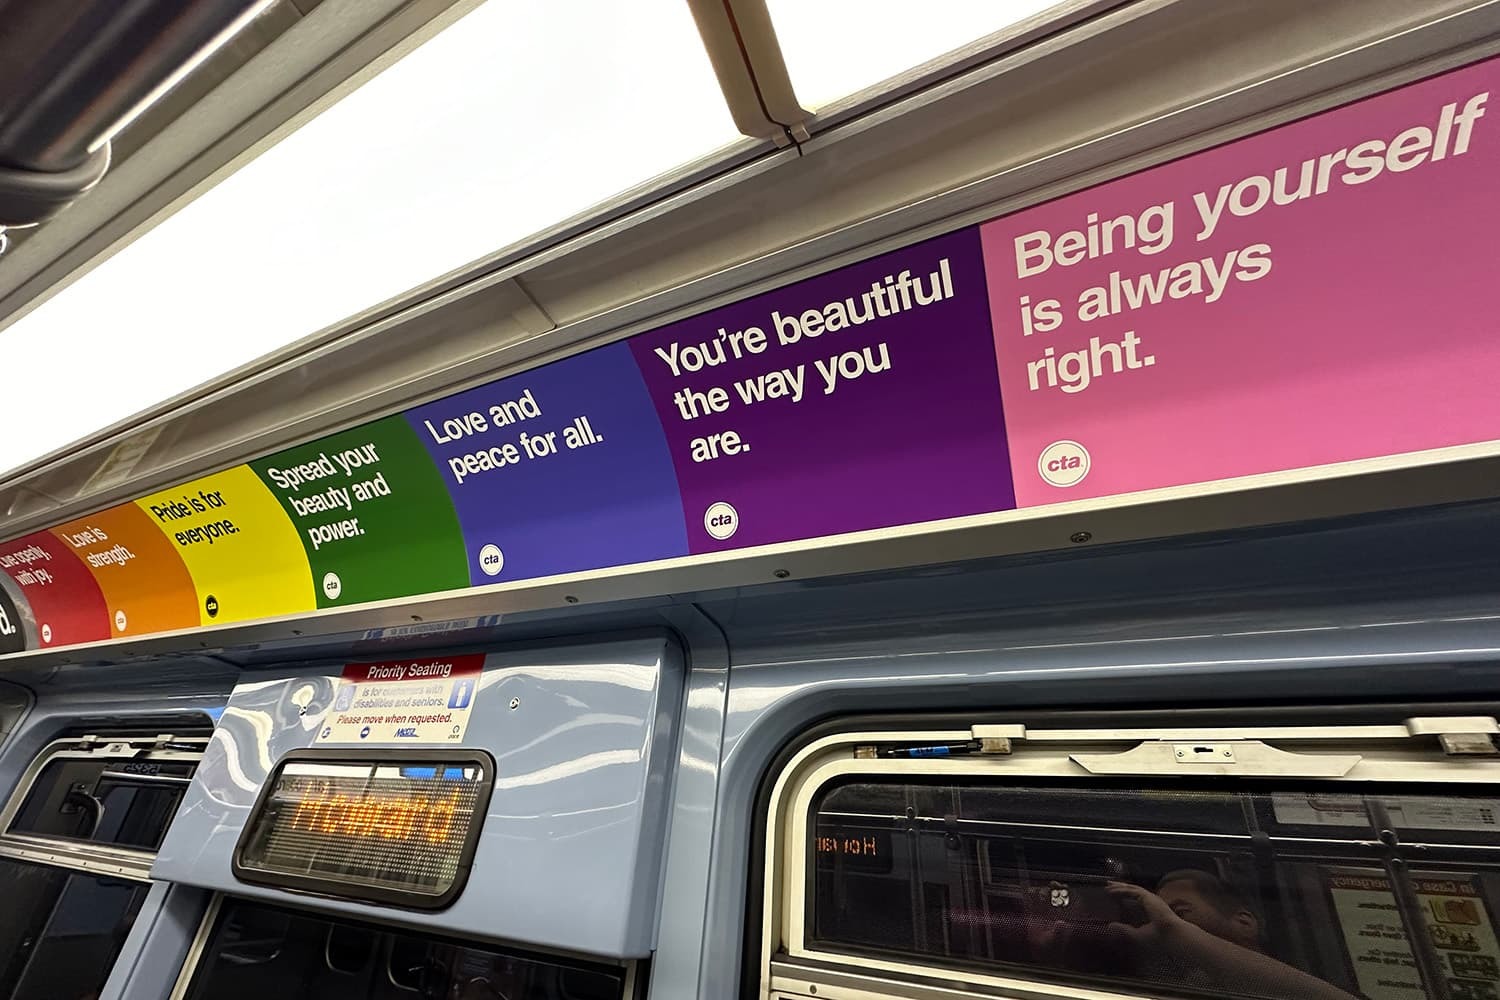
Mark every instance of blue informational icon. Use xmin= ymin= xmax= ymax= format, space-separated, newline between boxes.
xmin=359 ymin=725 xmax=371 ymax=739
xmin=334 ymin=684 xmax=355 ymax=711
xmin=448 ymin=678 xmax=474 ymax=709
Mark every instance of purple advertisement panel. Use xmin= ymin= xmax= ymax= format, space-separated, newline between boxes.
xmin=629 ymin=228 xmax=1014 ymax=553
xmin=406 ymin=342 xmax=686 ymax=584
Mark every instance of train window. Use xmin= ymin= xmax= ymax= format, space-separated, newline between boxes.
xmin=0 ymin=860 xmax=149 ymax=1000
xmin=178 ymin=898 xmax=633 ymax=1000
xmin=763 ymin=719 xmax=1500 ymax=1000
xmin=9 ymin=756 xmax=196 ymax=848
xmin=0 ymin=733 xmax=207 ymax=1000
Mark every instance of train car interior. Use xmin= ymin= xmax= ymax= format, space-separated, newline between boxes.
xmin=0 ymin=2 xmax=1497 ymax=1000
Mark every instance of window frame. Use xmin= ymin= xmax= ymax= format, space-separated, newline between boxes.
xmin=0 ymin=733 xmax=208 ymax=881
xmin=0 ymin=730 xmax=208 ymax=1000
xmin=760 ymin=715 xmax=1500 ymax=1000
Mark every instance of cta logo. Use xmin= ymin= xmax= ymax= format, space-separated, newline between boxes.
xmin=478 ymin=544 xmax=505 ymax=577
xmin=703 ymin=501 xmax=738 ymax=541
xmin=322 ymin=572 xmax=342 ymax=601
xmin=1038 ymin=440 xmax=1091 ymax=488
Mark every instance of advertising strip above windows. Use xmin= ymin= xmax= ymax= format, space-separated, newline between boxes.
xmin=1 ymin=56 xmax=1496 ymax=651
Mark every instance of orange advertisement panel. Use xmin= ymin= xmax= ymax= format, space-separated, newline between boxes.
xmin=51 ymin=503 xmax=199 ymax=636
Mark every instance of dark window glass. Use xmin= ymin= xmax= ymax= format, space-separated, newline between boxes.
xmin=183 ymin=899 xmax=628 ymax=1000
xmin=10 ymin=757 xmax=196 ymax=849
xmin=0 ymin=858 xmax=148 ymax=1000
xmin=811 ymin=780 xmax=1500 ymax=1000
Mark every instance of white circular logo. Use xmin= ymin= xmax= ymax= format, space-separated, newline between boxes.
xmin=114 ymin=610 xmax=127 ymax=632
xmin=478 ymin=544 xmax=505 ymax=577
xmin=703 ymin=502 xmax=738 ymax=540
xmin=40 ymin=623 xmax=52 ymax=644
xmin=322 ymin=572 xmax=342 ymax=600
xmin=1038 ymin=440 xmax=1091 ymax=488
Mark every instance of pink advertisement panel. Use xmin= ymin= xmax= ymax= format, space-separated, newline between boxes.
xmin=981 ymin=57 xmax=1500 ymax=507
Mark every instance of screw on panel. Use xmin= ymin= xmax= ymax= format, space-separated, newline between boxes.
xmin=509 ymin=697 xmax=521 ymax=711
xmin=1070 ymin=531 xmax=1093 ymax=544
xmin=773 ymin=569 xmax=791 ymax=579
xmin=565 ymin=595 xmax=579 ymax=604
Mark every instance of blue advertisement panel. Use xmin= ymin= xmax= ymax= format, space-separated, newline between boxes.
xmin=405 ymin=342 xmax=688 ymax=584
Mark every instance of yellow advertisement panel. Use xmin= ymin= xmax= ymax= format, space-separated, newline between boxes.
xmin=136 ymin=466 xmax=315 ymax=625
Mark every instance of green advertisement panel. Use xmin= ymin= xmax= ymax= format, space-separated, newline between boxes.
xmin=250 ymin=416 xmax=469 ymax=608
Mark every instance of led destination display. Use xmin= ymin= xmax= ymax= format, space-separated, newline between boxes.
xmin=233 ymin=753 xmax=493 ymax=909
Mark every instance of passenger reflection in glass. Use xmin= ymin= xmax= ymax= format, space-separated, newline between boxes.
xmin=807 ymin=781 xmax=1500 ymax=999
xmin=1030 ymin=870 xmax=1356 ymax=999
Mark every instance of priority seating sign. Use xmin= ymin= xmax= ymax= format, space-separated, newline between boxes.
xmin=316 ymin=655 xmax=483 ymax=744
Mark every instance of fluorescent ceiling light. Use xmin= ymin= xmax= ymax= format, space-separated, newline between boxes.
xmin=766 ymin=0 xmax=1064 ymax=111
xmin=0 ymin=0 xmax=737 ymax=477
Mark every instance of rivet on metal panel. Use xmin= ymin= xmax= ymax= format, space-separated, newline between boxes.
xmin=1070 ymin=531 xmax=1093 ymax=544
xmin=565 ymin=595 xmax=579 ymax=604
xmin=509 ymin=697 xmax=520 ymax=711
xmin=773 ymin=569 xmax=790 ymax=579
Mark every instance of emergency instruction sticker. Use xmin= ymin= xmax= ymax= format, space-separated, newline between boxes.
xmin=316 ymin=654 xmax=483 ymax=744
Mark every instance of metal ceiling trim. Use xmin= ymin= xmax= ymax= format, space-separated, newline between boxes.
xmin=687 ymin=0 xmax=796 ymax=143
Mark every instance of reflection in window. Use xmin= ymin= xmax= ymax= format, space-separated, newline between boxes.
xmin=183 ymin=898 xmax=628 ymax=1000
xmin=0 ymin=860 xmax=148 ymax=1000
xmin=811 ymin=781 xmax=1500 ymax=999
xmin=10 ymin=757 xmax=195 ymax=849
